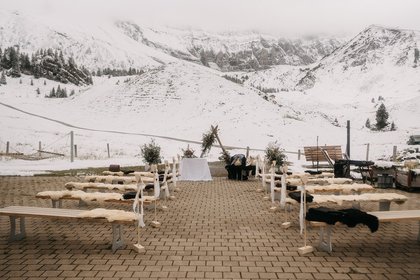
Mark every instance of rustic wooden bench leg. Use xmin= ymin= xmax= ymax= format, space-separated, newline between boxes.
xmin=78 ymin=199 xmax=88 ymax=208
xmin=51 ymin=200 xmax=62 ymax=208
xmin=9 ymin=216 xmax=26 ymax=241
xmin=379 ymin=201 xmax=390 ymax=211
xmin=418 ymin=221 xmax=420 ymax=243
xmin=318 ymin=225 xmax=333 ymax=252
xmin=111 ymin=224 xmax=124 ymax=253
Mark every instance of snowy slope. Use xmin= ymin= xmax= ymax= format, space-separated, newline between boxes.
xmin=1 ymin=58 xmax=415 ymax=169
xmin=0 ymin=61 xmax=297 ymax=151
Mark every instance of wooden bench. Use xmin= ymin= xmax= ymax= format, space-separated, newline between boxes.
xmin=275 ymin=192 xmax=407 ymax=211
xmin=310 ymin=209 xmax=420 ymax=252
xmin=286 ymin=177 xmax=353 ymax=186
xmin=65 ymin=182 xmax=138 ymax=192
xmin=304 ymin=183 xmax=374 ymax=194
xmin=0 ymin=206 xmax=136 ymax=252
xmin=310 ymin=193 xmax=407 ymax=211
xmin=273 ymin=183 xmax=375 ymax=202
xmin=84 ymin=175 xmax=153 ymax=184
xmin=36 ymin=190 xmax=155 ymax=208
xmin=304 ymin=145 xmax=343 ymax=167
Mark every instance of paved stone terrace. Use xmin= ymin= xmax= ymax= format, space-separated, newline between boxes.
xmin=0 ymin=176 xmax=420 ymax=280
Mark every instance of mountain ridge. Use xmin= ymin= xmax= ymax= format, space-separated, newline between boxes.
xmin=0 ymin=9 xmax=343 ymax=72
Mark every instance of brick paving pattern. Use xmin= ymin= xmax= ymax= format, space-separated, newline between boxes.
xmin=0 ymin=176 xmax=419 ymax=279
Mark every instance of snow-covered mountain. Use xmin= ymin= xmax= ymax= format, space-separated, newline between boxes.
xmin=242 ymin=25 xmax=420 ymax=131
xmin=115 ymin=21 xmax=342 ymax=71
xmin=295 ymin=25 xmax=420 ymax=91
xmin=0 ymin=9 xmax=342 ymax=72
xmin=244 ymin=25 xmax=420 ymax=92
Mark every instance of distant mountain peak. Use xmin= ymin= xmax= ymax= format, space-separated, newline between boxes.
xmin=293 ymin=24 xmax=420 ymax=91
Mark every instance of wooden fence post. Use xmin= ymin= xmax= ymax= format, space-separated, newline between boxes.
xmin=74 ymin=145 xmax=78 ymax=158
xmin=70 ymin=131 xmax=74 ymax=162
xmin=298 ymin=149 xmax=301 ymax=160
xmin=107 ymin=143 xmax=110 ymax=158
xmin=393 ymin=146 xmax=397 ymax=161
xmin=365 ymin=143 xmax=370 ymax=161
xmin=6 ymin=141 xmax=9 ymax=154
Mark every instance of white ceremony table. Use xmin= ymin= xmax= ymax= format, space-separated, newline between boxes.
xmin=179 ymin=158 xmax=212 ymax=181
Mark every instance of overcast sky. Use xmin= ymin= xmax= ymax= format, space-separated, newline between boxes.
xmin=2 ymin=0 xmax=420 ymax=36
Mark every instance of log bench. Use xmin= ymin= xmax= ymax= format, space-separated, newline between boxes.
xmin=281 ymin=193 xmax=407 ymax=210
xmin=36 ymin=190 xmax=155 ymax=208
xmin=0 ymin=206 xmax=137 ymax=252
xmin=65 ymin=182 xmax=138 ymax=192
xmin=310 ymin=209 xmax=420 ymax=252
xmin=273 ymin=183 xmax=374 ymax=197
xmin=84 ymin=175 xmax=153 ymax=184
xmin=310 ymin=193 xmax=407 ymax=211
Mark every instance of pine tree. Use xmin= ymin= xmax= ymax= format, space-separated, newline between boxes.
xmin=44 ymin=80 xmax=46 ymax=86
xmin=61 ymin=88 xmax=67 ymax=98
xmin=59 ymin=50 xmax=65 ymax=65
xmin=10 ymin=47 xmax=21 ymax=77
xmin=19 ymin=79 xmax=22 ymax=84
xmin=200 ymin=50 xmax=209 ymax=67
xmin=30 ymin=79 xmax=34 ymax=86
xmin=375 ymin=103 xmax=389 ymax=130
xmin=49 ymin=87 xmax=56 ymax=98
xmin=70 ymin=89 xmax=75 ymax=96
xmin=390 ymin=122 xmax=396 ymax=131
xmin=365 ymin=118 xmax=371 ymax=129
xmin=0 ymin=71 xmax=7 ymax=85
xmin=36 ymin=88 xmax=40 ymax=95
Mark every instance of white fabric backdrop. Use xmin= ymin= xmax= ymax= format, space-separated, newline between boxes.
xmin=179 ymin=158 xmax=212 ymax=181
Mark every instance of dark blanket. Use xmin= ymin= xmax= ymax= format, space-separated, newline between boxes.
xmin=288 ymin=191 xmax=314 ymax=203
xmin=145 ymin=184 xmax=155 ymax=190
xmin=122 ymin=191 xmax=141 ymax=200
xmin=275 ymin=182 xmax=297 ymax=191
xmin=305 ymin=170 xmax=322 ymax=175
xmin=306 ymin=207 xmax=379 ymax=232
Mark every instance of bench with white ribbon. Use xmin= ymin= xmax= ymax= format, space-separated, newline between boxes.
xmin=0 ymin=206 xmax=137 ymax=252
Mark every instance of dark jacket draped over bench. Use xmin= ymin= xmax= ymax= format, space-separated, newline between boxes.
xmin=306 ymin=207 xmax=379 ymax=232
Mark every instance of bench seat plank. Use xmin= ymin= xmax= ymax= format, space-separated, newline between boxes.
xmin=65 ymin=182 xmax=138 ymax=191
xmin=369 ymin=210 xmax=420 ymax=222
xmin=0 ymin=206 xmax=84 ymax=218
xmin=36 ymin=191 xmax=155 ymax=208
xmin=84 ymin=175 xmax=154 ymax=184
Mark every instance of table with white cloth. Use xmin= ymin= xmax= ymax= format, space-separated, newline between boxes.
xmin=179 ymin=158 xmax=212 ymax=181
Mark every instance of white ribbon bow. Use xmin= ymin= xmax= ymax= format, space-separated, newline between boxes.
xmin=133 ymin=179 xmax=145 ymax=228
